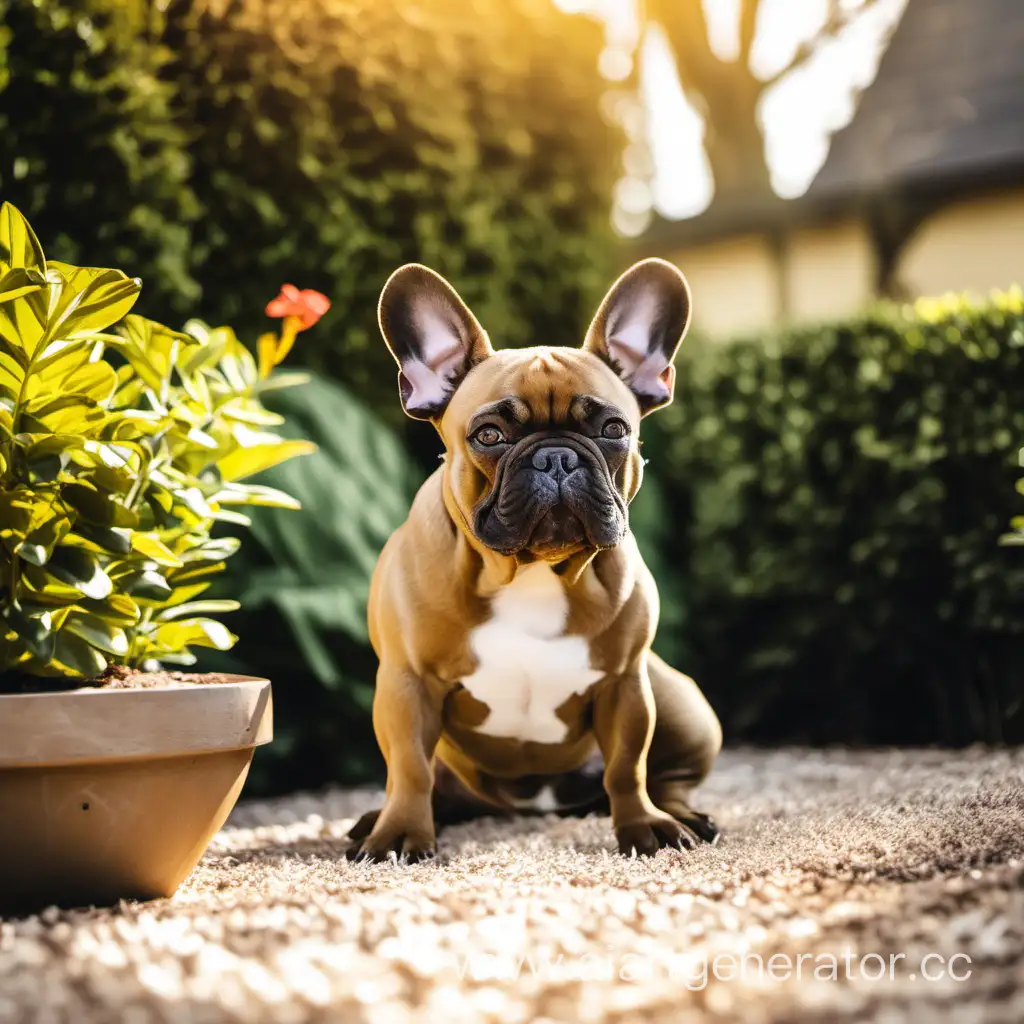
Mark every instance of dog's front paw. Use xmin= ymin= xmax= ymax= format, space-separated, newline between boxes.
xmin=345 ymin=812 xmax=436 ymax=863
xmin=615 ymin=813 xmax=696 ymax=857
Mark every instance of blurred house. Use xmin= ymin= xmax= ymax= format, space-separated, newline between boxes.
xmin=648 ymin=0 xmax=1024 ymax=338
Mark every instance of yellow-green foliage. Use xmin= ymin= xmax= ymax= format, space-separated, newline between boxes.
xmin=0 ymin=203 xmax=311 ymax=678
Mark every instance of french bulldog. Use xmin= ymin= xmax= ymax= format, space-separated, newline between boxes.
xmin=346 ymin=258 xmax=722 ymax=861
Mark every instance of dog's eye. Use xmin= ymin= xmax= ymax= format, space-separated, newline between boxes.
xmin=601 ymin=419 xmax=628 ymax=440
xmin=473 ymin=426 xmax=505 ymax=446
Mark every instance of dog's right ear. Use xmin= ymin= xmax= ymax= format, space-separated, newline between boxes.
xmin=378 ymin=264 xmax=493 ymax=420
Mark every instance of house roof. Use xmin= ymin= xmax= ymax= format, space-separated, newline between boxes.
xmin=642 ymin=0 xmax=1024 ymax=252
xmin=809 ymin=0 xmax=1024 ymax=200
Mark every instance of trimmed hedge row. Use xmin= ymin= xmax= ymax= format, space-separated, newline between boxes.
xmin=0 ymin=0 xmax=198 ymax=302
xmin=0 ymin=0 xmax=622 ymax=420
xmin=641 ymin=292 xmax=1024 ymax=746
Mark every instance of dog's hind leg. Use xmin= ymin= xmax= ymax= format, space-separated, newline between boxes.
xmin=643 ymin=652 xmax=722 ymax=843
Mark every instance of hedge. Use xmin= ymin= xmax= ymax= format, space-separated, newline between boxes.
xmin=642 ymin=291 xmax=1024 ymax=747
xmin=0 ymin=0 xmax=622 ymax=422
xmin=0 ymin=0 xmax=198 ymax=302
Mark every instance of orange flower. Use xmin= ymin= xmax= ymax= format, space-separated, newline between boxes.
xmin=265 ymin=284 xmax=331 ymax=331
xmin=260 ymin=285 xmax=331 ymax=378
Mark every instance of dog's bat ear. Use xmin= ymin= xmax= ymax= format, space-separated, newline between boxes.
xmin=583 ymin=258 xmax=691 ymax=416
xmin=378 ymin=264 xmax=494 ymax=420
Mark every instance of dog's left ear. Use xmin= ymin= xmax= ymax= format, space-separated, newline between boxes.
xmin=583 ymin=258 xmax=691 ymax=416
xmin=378 ymin=264 xmax=494 ymax=420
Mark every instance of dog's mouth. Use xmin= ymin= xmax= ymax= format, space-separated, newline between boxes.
xmin=472 ymin=435 xmax=627 ymax=558
xmin=524 ymin=505 xmax=587 ymax=557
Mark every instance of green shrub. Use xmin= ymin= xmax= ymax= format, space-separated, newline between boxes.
xmin=0 ymin=0 xmax=199 ymax=307
xmin=642 ymin=291 xmax=1024 ymax=746
xmin=206 ymin=373 xmax=418 ymax=790
xmin=0 ymin=202 xmax=311 ymax=680
xmin=1 ymin=0 xmax=622 ymax=421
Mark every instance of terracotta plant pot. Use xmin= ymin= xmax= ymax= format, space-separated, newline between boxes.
xmin=0 ymin=675 xmax=272 ymax=915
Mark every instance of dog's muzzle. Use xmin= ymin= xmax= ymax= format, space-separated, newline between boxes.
xmin=472 ymin=434 xmax=627 ymax=556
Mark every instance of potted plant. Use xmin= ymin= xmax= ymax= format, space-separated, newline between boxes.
xmin=0 ymin=203 xmax=325 ymax=913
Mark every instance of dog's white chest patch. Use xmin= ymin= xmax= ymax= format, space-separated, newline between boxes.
xmin=461 ymin=563 xmax=602 ymax=744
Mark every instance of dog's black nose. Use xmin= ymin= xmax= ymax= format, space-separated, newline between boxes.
xmin=532 ymin=446 xmax=579 ymax=478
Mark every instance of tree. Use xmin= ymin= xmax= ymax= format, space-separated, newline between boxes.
xmin=642 ymin=0 xmax=889 ymax=204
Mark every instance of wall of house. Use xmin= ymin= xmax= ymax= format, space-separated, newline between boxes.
xmin=671 ymin=218 xmax=874 ymax=339
xmin=897 ymin=189 xmax=1024 ymax=298
xmin=784 ymin=219 xmax=876 ymax=323
xmin=670 ymin=235 xmax=779 ymax=338
xmin=668 ymin=189 xmax=1024 ymax=340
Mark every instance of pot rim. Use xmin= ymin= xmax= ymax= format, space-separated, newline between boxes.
xmin=0 ymin=675 xmax=273 ymax=769
xmin=0 ymin=672 xmax=267 ymax=700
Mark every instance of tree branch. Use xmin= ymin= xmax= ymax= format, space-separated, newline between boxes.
xmin=738 ymin=0 xmax=760 ymax=66
xmin=646 ymin=0 xmax=727 ymax=112
xmin=763 ymin=0 xmax=885 ymax=87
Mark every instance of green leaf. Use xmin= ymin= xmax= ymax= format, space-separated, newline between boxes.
xmin=0 ymin=203 xmax=46 ymax=273
xmin=47 ymin=546 xmax=113 ymax=599
xmin=62 ymin=483 xmax=139 ymax=528
xmin=17 ymin=434 xmax=84 ymax=483
xmin=63 ymin=612 xmax=129 ymax=656
xmin=151 ymin=617 xmax=236 ymax=652
xmin=219 ymin=399 xmax=285 ymax=427
xmin=0 ymin=486 xmax=66 ymax=552
xmin=109 ymin=315 xmax=196 ymax=397
xmin=80 ymin=593 xmax=140 ymax=627
xmin=155 ymin=599 xmax=241 ymax=621
xmin=153 ymin=583 xmax=209 ymax=608
xmin=130 ymin=532 xmax=183 ymax=567
xmin=217 ymin=440 xmax=317 ymax=482
xmin=166 ymin=559 xmax=228 ymax=586
xmin=51 ymin=630 xmax=107 ymax=679
xmin=24 ymin=393 xmax=99 ymax=421
xmin=0 ymin=288 xmax=48 ymax=358
xmin=253 ymin=371 xmax=311 ymax=393
xmin=73 ymin=522 xmax=133 ymax=555
xmin=15 ymin=512 xmax=73 ymax=566
xmin=2 ymin=603 xmax=54 ymax=661
xmin=44 ymin=263 xmax=142 ymax=341
xmin=119 ymin=568 xmax=172 ymax=600
xmin=182 ymin=537 xmax=240 ymax=562
xmin=60 ymin=360 xmax=119 ymax=403
xmin=208 ymin=507 xmax=252 ymax=527
xmin=34 ymin=338 xmax=92 ymax=377
xmin=213 ymin=331 xmax=258 ymax=391
xmin=153 ymin=650 xmax=198 ymax=667
xmin=213 ymin=482 xmax=302 ymax=510
xmin=0 ymin=266 xmax=46 ymax=304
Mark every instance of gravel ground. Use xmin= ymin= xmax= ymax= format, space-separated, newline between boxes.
xmin=2 ymin=748 xmax=1023 ymax=1023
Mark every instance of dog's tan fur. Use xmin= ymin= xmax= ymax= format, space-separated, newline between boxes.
xmin=348 ymin=261 xmax=722 ymax=861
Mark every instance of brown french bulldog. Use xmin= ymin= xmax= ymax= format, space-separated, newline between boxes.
xmin=346 ymin=259 xmax=722 ymax=862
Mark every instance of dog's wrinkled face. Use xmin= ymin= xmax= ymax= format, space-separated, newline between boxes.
xmin=447 ymin=350 xmax=636 ymax=559
xmin=378 ymin=259 xmax=691 ymax=566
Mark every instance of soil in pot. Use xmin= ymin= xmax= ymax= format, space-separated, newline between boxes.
xmin=0 ymin=664 xmax=247 ymax=695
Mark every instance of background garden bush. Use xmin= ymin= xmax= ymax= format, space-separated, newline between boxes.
xmin=0 ymin=0 xmax=621 ymax=420
xmin=643 ymin=292 xmax=1024 ymax=749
